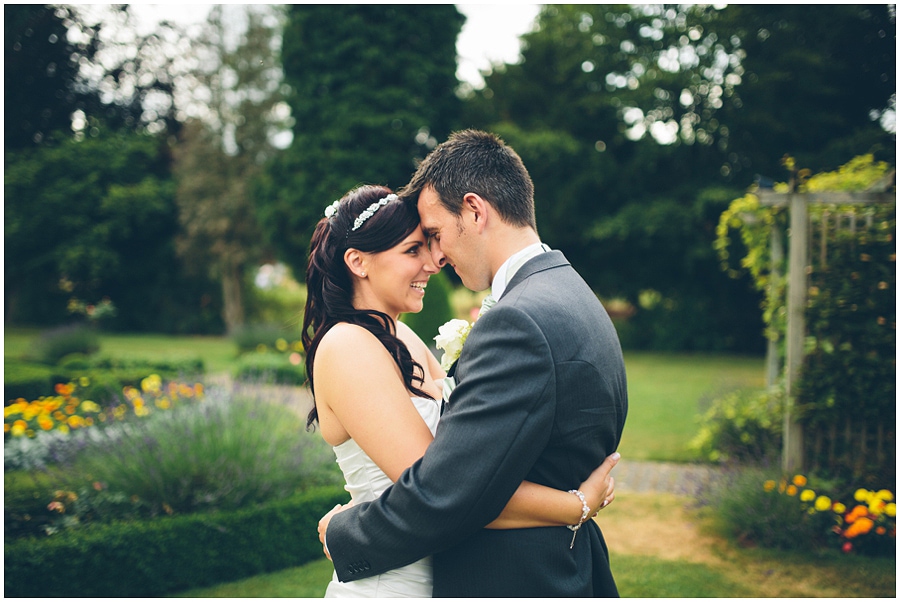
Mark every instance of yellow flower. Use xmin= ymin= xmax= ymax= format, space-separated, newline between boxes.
xmin=833 ymin=502 xmax=847 ymax=514
xmin=869 ymin=499 xmax=886 ymax=516
xmin=786 ymin=485 xmax=798 ymax=496
xmin=141 ymin=374 xmax=162 ymax=394
xmin=80 ymin=400 xmax=101 ymax=413
xmin=11 ymin=420 xmax=27 ymax=437
xmin=763 ymin=480 xmax=777 ymax=492
xmin=79 ymin=376 xmax=91 ymax=387
xmin=38 ymin=416 xmax=54 ymax=431
xmin=815 ymin=496 xmax=832 ymax=512
xmin=792 ymin=474 xmax=807 ymax=487
xmin=800 ymin=489 xmax=816 ymax=502
xmin=875 ymin=490 xmax=894 ymax=502
xmin=276 ymin=338 xmax=288 ymax=351
xmin=885 ymin=503 xmax=896 ymax=518
xmin=854 ymin=488 xmax=871 ymax=502
xmin=66 ymin=415 xmax=85 ymax=428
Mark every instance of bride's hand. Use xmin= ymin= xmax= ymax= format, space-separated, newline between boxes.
xmin=579 ymin=452 xmax=620 ymax=515
xmin=318 ymin=502 xmax=352 ymax=560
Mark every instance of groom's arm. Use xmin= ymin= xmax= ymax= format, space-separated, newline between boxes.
xmin=325 ymin=305 xmax=555 ymax=582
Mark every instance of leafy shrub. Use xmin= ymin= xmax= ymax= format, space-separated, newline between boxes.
xmin=245 ymin=270 xmax=307 ymax=327
xmin=4 ymin=486 xmax=348 ymax=597
xmin=49 ymin=383 xmax=337 ymax=519
xmin=233 ymin=352 xmax=307 ymax=385
xmin=690 ymin=387 xmax=784 ymax=464
xmin=701 ymin=468 xmax=895 ymax=556
xmin=30 ymin=324 xmax=100 ymax=365
xmin=3 ymin=358 xmax=55 ymax=403
xmin=4 ymin=376 xmax=205 ymax=471
xmin=702 ymin=468 xmax=832 ymax=550
xmin=4 ymin=470 xmax=58 ymax=539
xmin=231 ymin=323 xmax=302 ymax=354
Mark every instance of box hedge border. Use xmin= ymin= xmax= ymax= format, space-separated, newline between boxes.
xmin=4 ymin=486 xmax=348 ymax=597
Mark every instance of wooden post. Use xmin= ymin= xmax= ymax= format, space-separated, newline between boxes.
xmin=783 ymin=189 xmax=807 ymax=473
xmin=766 ymin=222 xmax=784 ymax=388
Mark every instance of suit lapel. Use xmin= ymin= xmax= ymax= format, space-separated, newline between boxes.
xmin=499 ymin=250 xmax=569 ymax=301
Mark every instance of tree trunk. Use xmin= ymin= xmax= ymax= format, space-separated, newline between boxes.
xmin=221 ymin=260 xmax=245 ymax=334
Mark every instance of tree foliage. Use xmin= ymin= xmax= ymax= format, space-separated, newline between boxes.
xmin=5 ymin=130 xmax=220 ymax=332
xmin=256 ymin=5 xmax=464 ymax=279
xmin=4 ymin=5 xmax=99 ymax=150
xmin=172 ymin=6 xmax=288 ymax=333
xmin=461 ymin=4 xmax=895 ymax=352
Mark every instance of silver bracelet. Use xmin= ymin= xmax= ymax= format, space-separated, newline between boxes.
xmin=567 ymin=489 xmax=591 ymax=549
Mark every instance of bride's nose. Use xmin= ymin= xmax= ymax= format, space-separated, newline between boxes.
xmin=423 ymin=250 xmax=440 ymax=274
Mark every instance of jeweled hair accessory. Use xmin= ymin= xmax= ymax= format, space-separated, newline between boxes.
xmin=324 ymin=200 xmax=341 ymax=218
xmin=351 ymin=193 xmax=397 ymax=232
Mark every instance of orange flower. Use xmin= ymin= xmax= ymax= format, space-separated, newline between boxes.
xmin=763 ymin=480 xmax=777 ymax=492
xmin=876 ymin=526 xmax=887 ymax=535
xmin=786 ymin=485 xmax=798 ymax=496
xmin=844 ymin=517 xmax=875 ymax=539
xmin=844 ymin=505 xmax=870 ymax=525
xmin=792 ymin=474 xmax=807 ymax=487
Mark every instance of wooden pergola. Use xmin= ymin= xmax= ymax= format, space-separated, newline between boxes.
xmin=756 ymin=176 xmax=895 ymax=473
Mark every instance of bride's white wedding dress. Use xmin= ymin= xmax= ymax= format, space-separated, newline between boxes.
xmin=324 ymin=396 xmax=440 ymax=598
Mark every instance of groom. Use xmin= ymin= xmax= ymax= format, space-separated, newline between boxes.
xmin=321 ymin=130 xmax=628 ymax=596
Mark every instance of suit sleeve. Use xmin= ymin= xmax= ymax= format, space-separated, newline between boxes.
xmin=326 ymin=304 xmax=556 ymax=582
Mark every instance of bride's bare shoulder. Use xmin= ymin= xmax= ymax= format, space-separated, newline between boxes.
xmin=316 ymin=322 xmax=391 ymax=366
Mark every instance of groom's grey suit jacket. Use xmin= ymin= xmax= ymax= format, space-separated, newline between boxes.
xmin=327 ymin=250 xmax=628 ymax=597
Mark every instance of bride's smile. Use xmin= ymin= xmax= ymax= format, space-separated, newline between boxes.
xmin=353 ymin=226 xmax=439 ymax=318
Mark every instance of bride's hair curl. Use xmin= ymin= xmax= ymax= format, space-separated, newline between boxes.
xmin=303 ymin=184 xmax=433 ymax=429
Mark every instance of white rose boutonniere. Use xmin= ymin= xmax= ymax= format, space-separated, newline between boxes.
xmin=434 ymin=318 xmax=472 ymax=372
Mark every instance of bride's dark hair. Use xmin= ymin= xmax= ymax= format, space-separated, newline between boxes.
xmin=303 ymin=184 xmax=433 ymax=428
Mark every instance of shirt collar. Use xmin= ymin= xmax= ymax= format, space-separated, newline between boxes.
xmin=491 ymin=241 xmax=548 ymax=300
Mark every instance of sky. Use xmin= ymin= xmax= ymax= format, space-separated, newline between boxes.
xmin=129 ymin=3 xmax=542 ymax=88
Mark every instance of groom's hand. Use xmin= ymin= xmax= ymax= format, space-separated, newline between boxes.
xmin=318 ymin=503 xmax=349 ymax=560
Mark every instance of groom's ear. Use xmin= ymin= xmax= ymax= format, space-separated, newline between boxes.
xmin=462 ymin=193 xmax=489 ymax=234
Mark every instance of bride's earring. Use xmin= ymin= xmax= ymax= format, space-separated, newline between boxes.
xmin=361 ymin=271 xmax=367 ymax=277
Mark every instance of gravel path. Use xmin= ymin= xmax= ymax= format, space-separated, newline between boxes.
xmin=612 ymin=459 xmax=722 ymax=497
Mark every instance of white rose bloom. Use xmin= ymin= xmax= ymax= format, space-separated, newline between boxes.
xmin=434 ymin=319 xmax=471 ymax=371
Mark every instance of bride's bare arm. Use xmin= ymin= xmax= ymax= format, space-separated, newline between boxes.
xmin=317 ymin=324 xmax=617 ymax=534
xmin=314 ymin=324 xmax=435 ymax=481
xmin=484 ymin=452 xmax=620 ymax=529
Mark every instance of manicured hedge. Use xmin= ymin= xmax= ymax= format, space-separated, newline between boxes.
xmin=4 ymin=486 xmax=348 ymax=597
xmin=3 ymin=359 xmax=55 ymax=403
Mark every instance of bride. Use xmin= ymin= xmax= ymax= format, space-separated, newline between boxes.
xmin=303 ymin=185 xmax=618 ymax=598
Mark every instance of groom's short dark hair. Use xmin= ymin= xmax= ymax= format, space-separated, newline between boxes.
xmin=401 ymin=129 xmax=537 ymax=230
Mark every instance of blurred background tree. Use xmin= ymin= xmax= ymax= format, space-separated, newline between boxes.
xmin=5 ymin=4 xmax=895 ymax=351
xmin=460 ymin=4 xmax=895 ymax=352
xmin=254 ymin=4 xmax=465 ymax=280
xmin=5 ymin=5 xmax=221 ymax=332
xmin=172 ymin=6 xmax=289 ymax=333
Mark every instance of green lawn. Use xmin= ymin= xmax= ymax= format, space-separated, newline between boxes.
xmin=3 ymin=326 xmax=239 ymax=374
xmin=618 ymin=352 xmax=765 ymax=462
